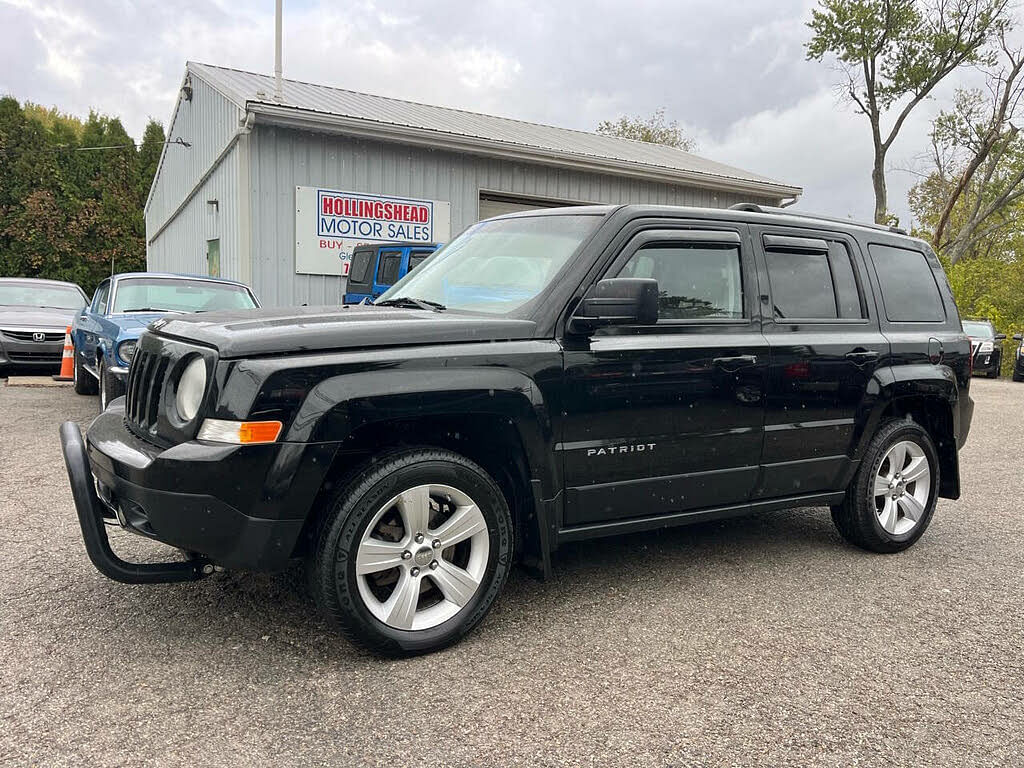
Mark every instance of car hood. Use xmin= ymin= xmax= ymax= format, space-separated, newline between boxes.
xmin=151 ymin=304 xmax=537 ymax=358
xmin=0 ymin=306 xmax=80 ymax=329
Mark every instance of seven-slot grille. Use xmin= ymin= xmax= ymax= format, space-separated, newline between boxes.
xmin=125 ymin=348 xmax=171 ymax=435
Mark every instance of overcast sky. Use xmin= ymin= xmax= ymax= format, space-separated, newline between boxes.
xmin=0 ymin=0 xmax=1005 ymax=226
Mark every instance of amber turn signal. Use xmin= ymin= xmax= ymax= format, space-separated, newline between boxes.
xmin=197 ymin=419 xmax=283 ymax=444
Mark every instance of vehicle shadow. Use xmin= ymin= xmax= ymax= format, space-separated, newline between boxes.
xmin=107 ymin=504 xmax=844 ymax=661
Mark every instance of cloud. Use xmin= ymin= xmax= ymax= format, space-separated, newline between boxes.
xmin=0 ymin=0 xmax=991 ymax=223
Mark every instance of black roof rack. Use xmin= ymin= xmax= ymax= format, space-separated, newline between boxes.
xmin=728 ymin=203 xmax=908 ymax=236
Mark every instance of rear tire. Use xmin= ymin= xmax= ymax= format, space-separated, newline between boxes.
xmin=1013 ymin=370 xmax=1024 ymax=382
xmin=310 ymin=448 xmax=514 ymax=656
xmin=73 ymin=345 xmax=97 ymax=395
xmin=832 ymin=418 xmax=939 ymax=554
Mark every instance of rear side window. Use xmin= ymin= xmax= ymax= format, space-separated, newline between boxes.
xmin=349 ymin=249 xmax=373 ymax=284
xmin=764 ymin=236 xmax=865 ymax=320
xmin=617 ymin=243 xmax=744 ymax=320
xmin=377 ymin=251 xmax=402 ymax=286
xmin=408 ymin=250 xmax=433 ymax=273
xmin=869 ymin=244 xmax=945 ymax=322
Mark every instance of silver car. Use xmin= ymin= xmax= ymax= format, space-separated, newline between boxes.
xmin=0 ymin=278 xmax=88 ymax=373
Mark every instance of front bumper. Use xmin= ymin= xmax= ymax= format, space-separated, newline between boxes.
xmin=971 ymin=349 xmax=998 ymax=375
xmin=59 ymin=403 xmax=332 ymax=581
xmin=0 ymin=338 xmax=63 ymax=367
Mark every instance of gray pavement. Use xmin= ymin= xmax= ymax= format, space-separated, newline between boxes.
xmin=1 ymin=379 xmax=1022 ymax=767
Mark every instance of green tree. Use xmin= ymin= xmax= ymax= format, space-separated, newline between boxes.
xmin=806 ymin=0 xmax=1009 ymax=225
xmin=596 ymin=107 xmax=696 ymax=150
xmin=0 ymin=97 xmax=163 ymax=293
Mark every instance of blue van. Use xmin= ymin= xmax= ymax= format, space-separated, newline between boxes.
xmin=343 ymin=242 xmax=439 ymax=304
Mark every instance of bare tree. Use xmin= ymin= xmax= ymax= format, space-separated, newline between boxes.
xmin=807 ymin=0 xmax=1009 ymax=224
xmin=929 ymin=35 xmax=1024 ymax=263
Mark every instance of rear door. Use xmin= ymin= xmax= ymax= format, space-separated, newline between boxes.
xmin=373 ymin=248 xmax=404 ymax=296
xmin=560 ymin=224 xmax=769 ymax=526
xmin=753 ymin=227 xmax=888 ymax=499
xmin=345 ymin=247 xmax=376 ymax=302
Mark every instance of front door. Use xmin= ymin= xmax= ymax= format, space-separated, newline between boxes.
xmin=560 ymin=225 xmax=769 ymax=526
xmin=752 ymin=227 xmax=889 ymax=499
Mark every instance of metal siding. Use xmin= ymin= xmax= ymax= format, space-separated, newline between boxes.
xmin=248 ymin=126 xmax=779 ymax=307
xmin=146 ymin=76 xmax=243 ymax=231
xmin=147 ymin=146 xmax=241 ymax=282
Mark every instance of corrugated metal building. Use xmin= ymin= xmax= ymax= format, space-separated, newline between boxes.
xmin=145 ymin=62 xmax=802 ymax=307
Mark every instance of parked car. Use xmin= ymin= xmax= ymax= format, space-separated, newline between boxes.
xmin=61 ymin=204 xmax=974 ymax=656
xmin=71 ymin=273 xmax=260 ymax=409
xmin=1013 ymin=333 xmax=1024 ymax=382
xmin=962 ymin=319 xmax=1005 ymax=378
xmin=0 ymin=278 xmax=87 ymax=373
xmin=343 ymin=242 xmax=440 ymax=304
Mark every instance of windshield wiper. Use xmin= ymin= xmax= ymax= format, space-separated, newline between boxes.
xmin=374 ymin=297 xmax=446 ymax=311
xmin=119 ymin=307 xmax=180 ymax=313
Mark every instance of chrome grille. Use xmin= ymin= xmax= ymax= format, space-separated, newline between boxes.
xmin=1 ymin=329 xmax=65 ymax=342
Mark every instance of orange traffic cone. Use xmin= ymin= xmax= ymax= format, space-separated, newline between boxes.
xmin=53 ymin=326 xmax=74 ymax=382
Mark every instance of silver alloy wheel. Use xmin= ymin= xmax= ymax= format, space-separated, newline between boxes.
xmin=355 ymin=483 xmax=489 ymax=631
xmin=873 ymin=440 xmax=931 ymax=535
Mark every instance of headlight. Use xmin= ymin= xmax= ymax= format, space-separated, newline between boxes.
xmin=116 ymin=339 xmax=137 ymax=364
xmin=979 ymin=340 xmax=994 ymax=353
xmin=175 ymin=356 xmax=207 ymax=422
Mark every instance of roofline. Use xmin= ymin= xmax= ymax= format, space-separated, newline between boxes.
xmin=246 ymin=102 xmax=803 ymax=199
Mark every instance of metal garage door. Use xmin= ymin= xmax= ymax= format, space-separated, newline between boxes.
xmin=478 ymin=194 xmax=581 ymax=221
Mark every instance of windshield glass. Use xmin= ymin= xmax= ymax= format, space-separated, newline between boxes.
xmin=376 ymin=214 xmax=600 ymax=314
xmin=0 ymin=283 xmax=85 ymax=309
xmin=112 ymin=278 xmax=257 ymax=313
xmin=962 ymin=321 xmax=994 ymax=338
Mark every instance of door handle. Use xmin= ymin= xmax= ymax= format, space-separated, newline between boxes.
xmin=713 ymin=354 xmax=758 ymax=370
xmin=845 ymin=350 xmax=879 ymax=366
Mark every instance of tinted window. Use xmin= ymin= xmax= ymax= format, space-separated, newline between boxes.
xmin=617 ymin=243 xmax=744 ymax=320
xmin=377 ymin=251 xmax=402 ymax=286
xmin=869 ymin=244 xmax=945 ymax=322
xmin=765 ymin=249 xmax=837 ymax=319
xmin=349 ymin=250 xmax=373 ymax=284
xmin=408 ymin=250 xmax=433 ymax=272
xmin=828 ymin=242 xmax=864 ymax=318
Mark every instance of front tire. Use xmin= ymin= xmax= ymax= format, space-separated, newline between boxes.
xmin=73 ymin=344 xmax=97 ymax=395
xmin=98 ymin=360 xmax=124 ymax=411
xmin=310 ymin=448 xmax=514 ymax=655
xmin=832 ymin=418 xmax=939 ymax=553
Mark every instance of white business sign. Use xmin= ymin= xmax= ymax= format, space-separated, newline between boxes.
xmin=295 ymin=186 xmax=451 ymax=276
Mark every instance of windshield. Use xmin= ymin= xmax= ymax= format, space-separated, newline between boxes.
xmin=962 ymin=321 xmax=994 ymax=338
xmin=0 ymin=283 xmax=85 ymax=309
xmin=376 ymin=214 xmax=600 ymax=314
xmin=112 ymin=278 xmax=257 ymax=313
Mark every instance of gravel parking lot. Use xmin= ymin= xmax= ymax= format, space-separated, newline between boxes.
xmin=1 ymin=378 xmax=1022 ymax=767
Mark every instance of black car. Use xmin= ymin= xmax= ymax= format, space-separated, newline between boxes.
xmin=61 ymin=204 xmax=974 ymax=655
xmin=962 ymin=319 xmax=1006 ymax=378
xmin=0 ymin=278 xmax=88 ymax=373
xmin=1013 ymin=333 xmax=1024 ymax=382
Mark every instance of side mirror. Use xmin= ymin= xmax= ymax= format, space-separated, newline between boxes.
xmin=1014 ymin=333 xmax=1022 ymax=341
xmin=569 ymin=278 xmax=659 ymax=334
xmin=995 ymin=333 xmax=1006 ymax=341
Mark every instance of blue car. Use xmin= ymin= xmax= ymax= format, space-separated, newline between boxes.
xmin=343 ymin=242 xmax=440 ymax=304
xmin=71 ymin=273 xmax=260 ymax=409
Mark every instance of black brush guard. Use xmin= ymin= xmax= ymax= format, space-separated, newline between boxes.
xmin=59 ymin=421 xmax=211 ymax=584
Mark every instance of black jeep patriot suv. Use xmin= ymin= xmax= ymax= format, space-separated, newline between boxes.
xmin=61 ymin=204 xmax=974 ymax=655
